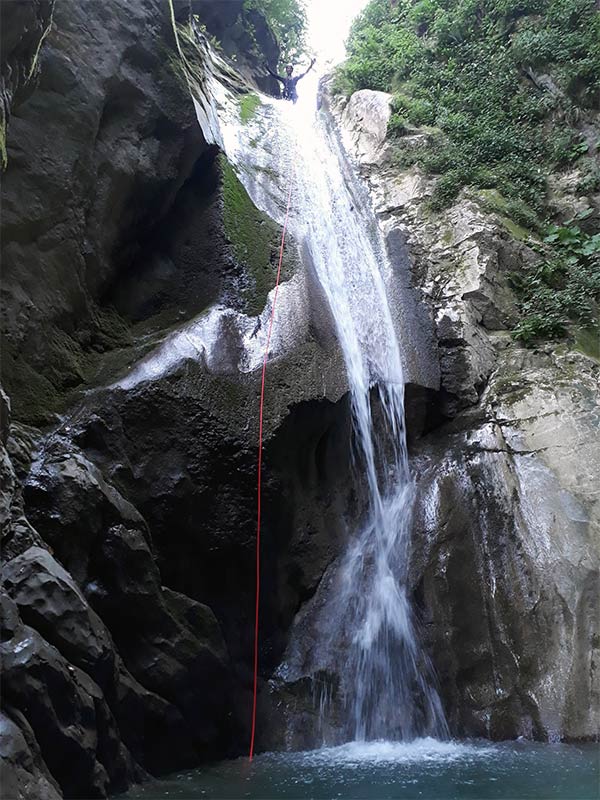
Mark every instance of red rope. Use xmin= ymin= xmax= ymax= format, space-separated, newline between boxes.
xmin=249 ymin=176 xmax=294 ymax=761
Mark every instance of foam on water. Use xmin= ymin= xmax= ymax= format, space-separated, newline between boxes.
xmin=296 ymin=738 xmax=492 ymax=766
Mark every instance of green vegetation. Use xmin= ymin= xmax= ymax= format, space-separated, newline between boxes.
xmin=336 ymin=0 xmax=599 ymax=344
xmin=219 ymin=154 xmax=295 ymax=315
xmin=239 ymin=93 xmax=262 ymax=123
xmin=3 ymin=305 xmax=134 ymax=425
xmin=165 ymin=0 xmax=209 ymax=99
xmin=244 ymin=0 xmax=308 ymax=62
xmin=510 ymin=212 xmax=600 ymax=343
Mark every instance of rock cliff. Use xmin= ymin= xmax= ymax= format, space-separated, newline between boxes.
xmin=1 ymin=1 xmax=349 ymax=797
xmin=1 ymin=2 xmax=599 ymax=798
xmin=330 ymin=87 xmax=599 ymax=742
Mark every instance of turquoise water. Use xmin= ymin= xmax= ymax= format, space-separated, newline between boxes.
xmin=124 ymin=738 xmax=599 ymax=799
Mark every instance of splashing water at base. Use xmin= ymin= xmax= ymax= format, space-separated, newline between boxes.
xmin=123 ymin=740 xmax=599 ymax=800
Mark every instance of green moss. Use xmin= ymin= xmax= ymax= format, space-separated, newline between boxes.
xmin=2 ymin=341 xmax=62 ymax=426
xmin=498 ymin=217 xmax=532 ymax=242
xmin=574 ymin=325 xmax=600 ymax=361
xmin=239 ymin=93 xmax=261 ymax=124
xmin=219 ymin=154 xmax=296 ymax=316
xmin=476 ymin=189 xmax=540 ymax=235
xmin=2 ymin=301 xmax=139 ymax=425
xmin=92 ymin=306 xmax=133 ymax=351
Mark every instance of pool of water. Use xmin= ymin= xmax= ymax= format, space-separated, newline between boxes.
xmin=124 ymin=738 xmax=599 ymax=799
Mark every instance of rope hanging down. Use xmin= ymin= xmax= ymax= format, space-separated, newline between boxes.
xmin=249 ymin=174 xmax=294 ymax=762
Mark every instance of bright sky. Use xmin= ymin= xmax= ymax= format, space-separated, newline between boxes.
xmin=305 ymin=0 xmax=370 ymax=68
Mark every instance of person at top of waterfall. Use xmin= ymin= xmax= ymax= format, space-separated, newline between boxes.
xmin=265 ymin=59 xmax=316 ymax=103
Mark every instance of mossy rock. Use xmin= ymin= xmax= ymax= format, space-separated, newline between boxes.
xmin=476 ymin=189 xmax=540 ymax=237
xmin=238 ymin=93 xmax=261 ymax=124
xmin=2 ymin=303 xmax=136 ymax=426
xmin=574 ymin=324 xmax=600 ymax=362
xmin=219 ymin=154 xmax=297 ymax=316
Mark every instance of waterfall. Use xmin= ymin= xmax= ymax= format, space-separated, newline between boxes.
xmin=190 ymin=54 xmax=448 ymax=742
xmin=251 ymin=94 xmax=449 ymax=743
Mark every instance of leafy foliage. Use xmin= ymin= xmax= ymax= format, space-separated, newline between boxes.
xmin=511 ymin=213 xmax=600 ymax=342
xmin=336 ymin=0 xmax=599 ymax=213
xmin=336 ymin=0 xmax=600 ymax=343
xmin=244 ymin=0 xmax=308 ymax=63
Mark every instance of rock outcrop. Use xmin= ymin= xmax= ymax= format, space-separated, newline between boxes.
xmin=331 ymin=87 xmax=600 ymax=741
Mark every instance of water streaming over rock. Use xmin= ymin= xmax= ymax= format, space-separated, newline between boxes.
xmin=247 ymin=93 xmax=450 ymax=743
xmin=119 ymin=49 xmax=448 ymax=742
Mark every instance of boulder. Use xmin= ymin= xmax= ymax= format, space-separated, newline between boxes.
xmin=2 ymin=547 xmax=117 ymax=687
xmin=24 ymin=444 xmax=146 ymax=583
xmin=340 ymin=89 xmax=392 ymax=165
xmin=0 ymin=593 xmax=134 ymax=797
xmin=0 ymin=711 xmax=61 ymax=800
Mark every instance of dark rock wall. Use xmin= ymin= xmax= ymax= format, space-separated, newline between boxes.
xmin=1 ymin=0 xmax=206 ymax=424
xmin=0 ymin=0 xmax=55 ymax=169
xmin=0 ymin=2 xmax=352 ymax=797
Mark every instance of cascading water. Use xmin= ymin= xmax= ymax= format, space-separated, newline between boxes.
xmin=245 ymin=92 xmax=450 ymax=743
xmin=136 ymin=38 xmax=448 ymax=742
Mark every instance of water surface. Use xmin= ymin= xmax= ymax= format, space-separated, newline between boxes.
xmin=124 ymin=738 xmax=599 ymax=799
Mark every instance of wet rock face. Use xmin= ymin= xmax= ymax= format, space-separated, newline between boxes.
xmin=0 ymin=710 xmax=61 ymax=800
xmin=411 ymin=346 xmax=600 ymax=741
xmin=1 ymin=591 xmax=135 ymax=798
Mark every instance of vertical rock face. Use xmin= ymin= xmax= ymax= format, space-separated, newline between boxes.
xmin=0 ymin=2 xmax=351 ymax=797
xmin=1 ymin=0 xmax=207 ymax=424
xmin=331 ymin=87 xmax=600 ymax=742
xmin=0 ymin=0 xmax=55 ymax=169
xmin=412 ymin=346 xmax=600 ymax=741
